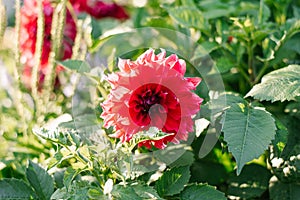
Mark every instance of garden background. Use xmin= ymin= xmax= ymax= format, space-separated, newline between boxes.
xmin=0 ymin=0 xmax=300 ymax=199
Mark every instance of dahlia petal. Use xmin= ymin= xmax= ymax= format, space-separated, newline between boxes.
xmin=137 ymin=49 xmax=155 ymax=65
xmin=111 ymin=86 xmax=130 ymax=100
xmin=172 ymin=59 xmax=187 ymax=75
xmin=157 ymin=49 xmax=166 ymax=60
xmin=118 ymin=58 xmax=133 ymax=73
xmin=186 ymin=77 xmax=202 ymax=90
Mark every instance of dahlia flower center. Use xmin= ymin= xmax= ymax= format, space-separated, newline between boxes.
xmin=129 ymin=83 xmax=179 ymax=128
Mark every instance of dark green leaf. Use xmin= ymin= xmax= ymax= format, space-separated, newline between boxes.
xmin=0 ymin=178 xmax=35 ymax=199
xmin=269 ymin=176 xmax=300 ymax=200
xmin=155 ymin=166 xmax=191 ymax=197
xmin=216 ymin=57 xmax=235 ymax=73
xmin=190 ymin=161 xmax=228 ymax=186
xmin=246 ymin=65 xmax=300 ymax=102
xmin=272 ymin=120 xmax=289 ymax=157
xmin=26 ymin=160 xmax=54 ymax=200
xmin=63 ymin=167 xmax=79 ymax=189
xmin=180 ymin=183 xmax=226 ymax=200
xmin=228 ymin=164 xmax=272 ymax=199
xmin=222 ymin=103 xmax=276 ymax=174
xmin=169 ymin=151 xmax=195 ymax=168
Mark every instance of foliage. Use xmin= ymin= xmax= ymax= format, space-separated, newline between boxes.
xmin=1 ymin=0 xmax=300 ymax=199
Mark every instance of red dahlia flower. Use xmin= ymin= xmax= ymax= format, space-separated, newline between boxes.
xmin=20 ymin=0 xmax=76 ymax=89
xmin=70 ymin=0 xmax=129 ymax=20
xmin=101 ymin=49 xmax=203 ymax=149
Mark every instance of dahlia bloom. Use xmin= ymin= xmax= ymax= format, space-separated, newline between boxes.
xmin=101 ymin=49 xmax=203 ymax=149
xmin=70 ymin=0 xmax=129 ymax=20
xmin=20 ymin=0 xmax=76 ymax=89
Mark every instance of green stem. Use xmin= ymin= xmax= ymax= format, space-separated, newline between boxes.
xmin=92 ymin=170 xmax=104 ymax=186
xmin=253 ymin=61 xmax=269 ymax=85
xmin=247 ymin=43 xmax=255 ymax=83
xmin=258 ymin=0 xmax=264 ymax=24
xmin=222 ymin=48 xmax=251 ymax=84
xmin=237 ymin=64 xmax=251 ymax=84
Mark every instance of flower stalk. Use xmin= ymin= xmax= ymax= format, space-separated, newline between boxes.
xmin=43 ymin=0 xmax=67 ymax=100
xmin=32 ymin=0 xmax=45 ymax=118
xmin=0 ymin=0 xmax=6 ymax=44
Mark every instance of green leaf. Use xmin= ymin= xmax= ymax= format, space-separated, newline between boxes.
xmin=58 ymin=60 xmax=91 ymax=73
xmin=164 ymin=6 xmax=207 ymax=30
xmin=131 ymin=184 xmax=163 ymax=200
xmin=285 ymin=102 xmax=300 ymax=118
xmin=169 ymin=151 xmax=195 ymax=168
xmin=143 ymin=17 xmax=175 ymax=30
xmin=222 ymin=103 xmax=276 ymax=174
xmin=246 ymin=65 xmax=300 ymax=102
xmin=155 ymin=166 xmax=191 ymax=197
xmin=63 ymin=167 xmax=79 ymax=189
xmin=190 ymin=161 xmax=228 ymax=186
xmin=26 ymin=160 xmax=54 ymax=200
xmin=88 ymin=188 xmax=106 ymax=200
xmin=228 ymin=164 xmax=272 ymax=199
xmin=216 ymin=57 xmax=235 ymax=73
xmin=269 ymin=176 xmax=300 ymax=200
xmin=192 ymin=41 xmax=220 ymax=61
xmin=180 ymin=183 xmax=226 ymax=200
xmin=51 ymin=181 xmax=94 ymax=200
xmin=111 ymin=185 xmax=141 ymax=200
xmin=272 ymin=120 xmax=288 ymax=157
xmin=0 ymin=178 xmax=35 ymax=199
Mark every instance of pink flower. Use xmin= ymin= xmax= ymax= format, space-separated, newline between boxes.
xmin=70 ymin=0 xmax=129 ymax=20
xmin=101 ymin=49 xmax=203 ymax=149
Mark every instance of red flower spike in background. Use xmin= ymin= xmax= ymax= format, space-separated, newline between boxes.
xmin=20 ymin=0 xmax=76 ymax=89
xmin=70 ymin=0 xmax=129 ymax=20
xmin=101 ymin=49 xmax=203 ymax=149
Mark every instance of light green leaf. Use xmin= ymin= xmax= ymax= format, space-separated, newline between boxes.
xmin=51 ymin=181 xmax=94 ymax=200
xmin=111 ymin=185 xmax=141 ymax=200
xmin=143 ymin=17 xmax=175 ymax=30
xmin=88 ymin=188 xmax=106 ymax=200
xmin=0 ymin=178 xmax=35 ymax=199
xmin=58 ymin=60 xmax=91 ymax=73
xmin=132 ymin=184 xmax=163 ymax=200
xmin=164 ymin=6 xmax=207 ymax=30
xmin=26 ymin=160 xmax=54 ymax=200
xmin=180 ymin=183 xmax=226 ymax=200
xmin=155 ymin=166 xmax=191 ymax=197
xmin=246 ymin=65 xmax=300 ymax=102
xmin=222 ymin=103 xmax=276 ymax=174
